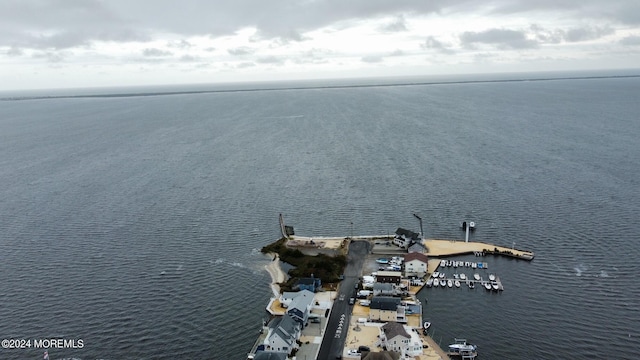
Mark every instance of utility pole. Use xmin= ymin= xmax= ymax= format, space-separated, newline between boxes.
xmin=413 ymin=213 xmax=424 ymax=239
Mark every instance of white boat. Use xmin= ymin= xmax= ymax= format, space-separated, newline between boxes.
xmin=440 ymin=260 xmax=447 ymax=267
xmin=483 ymin=282 xmax=492 ymax=290
xmin=448 ymin=339 xmax=477 ymax=354
xmin=433 ymin=279 xmax=439 ymax=287
xmin=439 ymin=279 xmax=446 ymax=287
xmin=491 ymin=282 xmax=500 ymax=291
xmin=423 ymin=321 xmax=431 ymax=335
xmin=432 ymin=271 xmax=439 ymax=278
xmin=469 ymin=221 xmax=475 ymax=229
xmin=489 ymin=274 xmax=496 ymax=281
xmin=447 ymin=280 xmax=453 ymax=288
xmin=453 ymin=273 xmax=459 ymax=279
xmin=439 ymin=272 xmax=445 ymax=278
xmin=473 ymin=273 xmax=480 ymax=281
xmin=468 ymin=281 xmax=475 ymax=289
xmin=376 ymin=258 xmax=389 ymax=264
xmin=426 ymin=279 xmax=433 ymax=287
xmin=460 ymin=273 xmax=467 ymax=280
xmin=454 ymin=280 xmax=461 ymax=288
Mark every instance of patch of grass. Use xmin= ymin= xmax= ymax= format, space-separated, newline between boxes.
xmin=262 ymin=238 xmax=346 ymax=288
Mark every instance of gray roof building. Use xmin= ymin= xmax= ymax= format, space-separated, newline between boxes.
xmin=254 ymin=351 xmax=287 ymax=360
xmin=370 ymin=296 xmax=401 ymax=311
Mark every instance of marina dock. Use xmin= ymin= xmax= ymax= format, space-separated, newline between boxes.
xmin=266 ymin=216 xmax=535 ymax=359
xmin=424 ymin=239 xmax=534 ymax=260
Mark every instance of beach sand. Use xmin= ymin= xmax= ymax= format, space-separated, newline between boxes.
xmin=425 ymin=239 xmax=534 ymax=258
xmin=265 ymin=253 xmax=287 ymax=297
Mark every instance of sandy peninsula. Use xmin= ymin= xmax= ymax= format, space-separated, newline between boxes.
xmin=264 ymin=253 xmax=287 ymax=297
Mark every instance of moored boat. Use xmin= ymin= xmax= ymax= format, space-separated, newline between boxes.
xmin=468 ymin=281 xmax=475 ymax=289
xmin=447 ymin=280 xmax=453 ymax=288
xmin=491 ymin=281 xmax=500 ymax=291
xmin=448 ymin=338 xmax=477 ymax=354
xmin=432 ymin=271 xmax=439 ymax=278
xmin=433 ymin=279 xmax=439 ymax=287
xmin=426 ymin=279 xmax=433 ymax=287
xmin=439 ymin=279 xmax=446 ymax=287
xmin=483 ymin=282 xmax=492 ymax=290
xmin=454 ymin=280 xmax=461 ymax=288
xmin=460 ymin=273 xmax=466 ymax=280
xmin=489 ymin=274 xmax=496 ymax=281
xmin=473 ymin=273 xmax=480 ymax=281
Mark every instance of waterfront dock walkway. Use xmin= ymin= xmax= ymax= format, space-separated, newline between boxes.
xmin=424 ymin=239 xmax=534 ymax=260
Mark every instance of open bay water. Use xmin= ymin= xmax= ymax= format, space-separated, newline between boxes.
xmin=1 ymin=72 xmax=639 ymax=359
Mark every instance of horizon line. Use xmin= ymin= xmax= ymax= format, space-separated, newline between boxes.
xmin=3 ymin=72 xmax=640 ymax=102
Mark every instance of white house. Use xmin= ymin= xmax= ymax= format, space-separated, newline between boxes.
xmin=403 ymin=252 xmax=429 ymax=277
xmin=393 ymin=228 xmax=420 ymax=248
xmin=286 ymin=289 xmax=315 ymax=327
xmin=369 ymin=296 xmax=406 ymax=323
xmin=279 ymin=292 xmax=298 ymax=308
xmin=264 ymin=314 xmax=301 ymax=355
xmin=378 ymin=322 xmax=424 ymax=357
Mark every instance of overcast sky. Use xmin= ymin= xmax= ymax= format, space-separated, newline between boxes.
xmin=1 ymin=0 xmax=640 ymax=90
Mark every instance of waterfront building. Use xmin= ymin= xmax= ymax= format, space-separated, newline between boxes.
xmin=403 ymin=252 xmax=429 ymax=277
xmin=263 ymin=314 xmax=301 ymax=355
xmin=369 ymin=296 xmax=405 ymax=322
xmin=286 ymin=290 xmax=315 ymax=327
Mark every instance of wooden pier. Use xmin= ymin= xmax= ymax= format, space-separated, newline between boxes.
xmin=424 ymin=239 xmax=534 ymax=260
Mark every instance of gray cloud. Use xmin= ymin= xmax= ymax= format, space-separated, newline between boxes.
xmin=361 ymin=55 xmax=383 ymax=63
xmin=488 ymin=0 xmax=638 ymax=23
xmin=0 ymin=0 xmax=467 ymax=49
xmin=421 ymin=36 xmax=455 ymax=54
xmin=236 ymin=62 xmax=255 ymax=68
xmin=0 ymin=0 xmax=148 ymax=49
xmin=2 ymin=0 xmax=638 ymax=51
xmin=228 ymin=47 xmax=255 ymax=56
xmin=620 ymin=35 xmax=640 ymax=45
xmin=167 ymin=40 xmax=193 ymax=49
xmin=6 ymin=46 xmax=24 ymax=56
xmin=563 ymin=26 xmax=614 ymax=42
xmin=32 ymin=51 xmax=67 ymax=63
xmin=256 ymin=56 xmax=283 ymax=64
xmin=179 ymin=55 xmax=200 ymax=62
xmin=460 ymin=28 xmax=538 ymax=49
xmin=142 ymin=48 xmax=172 ymax=57
xmin=529 ymin=24 xmax=615 ymax=43
xmin=380 ymin=15 xmax=408 ymax=33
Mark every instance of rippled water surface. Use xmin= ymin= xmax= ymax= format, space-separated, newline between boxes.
xmin=1 ymin=74 xmax=639 ymax=359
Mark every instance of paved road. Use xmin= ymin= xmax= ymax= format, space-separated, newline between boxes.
xmin=316 ymin=240 xmax=370 ymax=359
